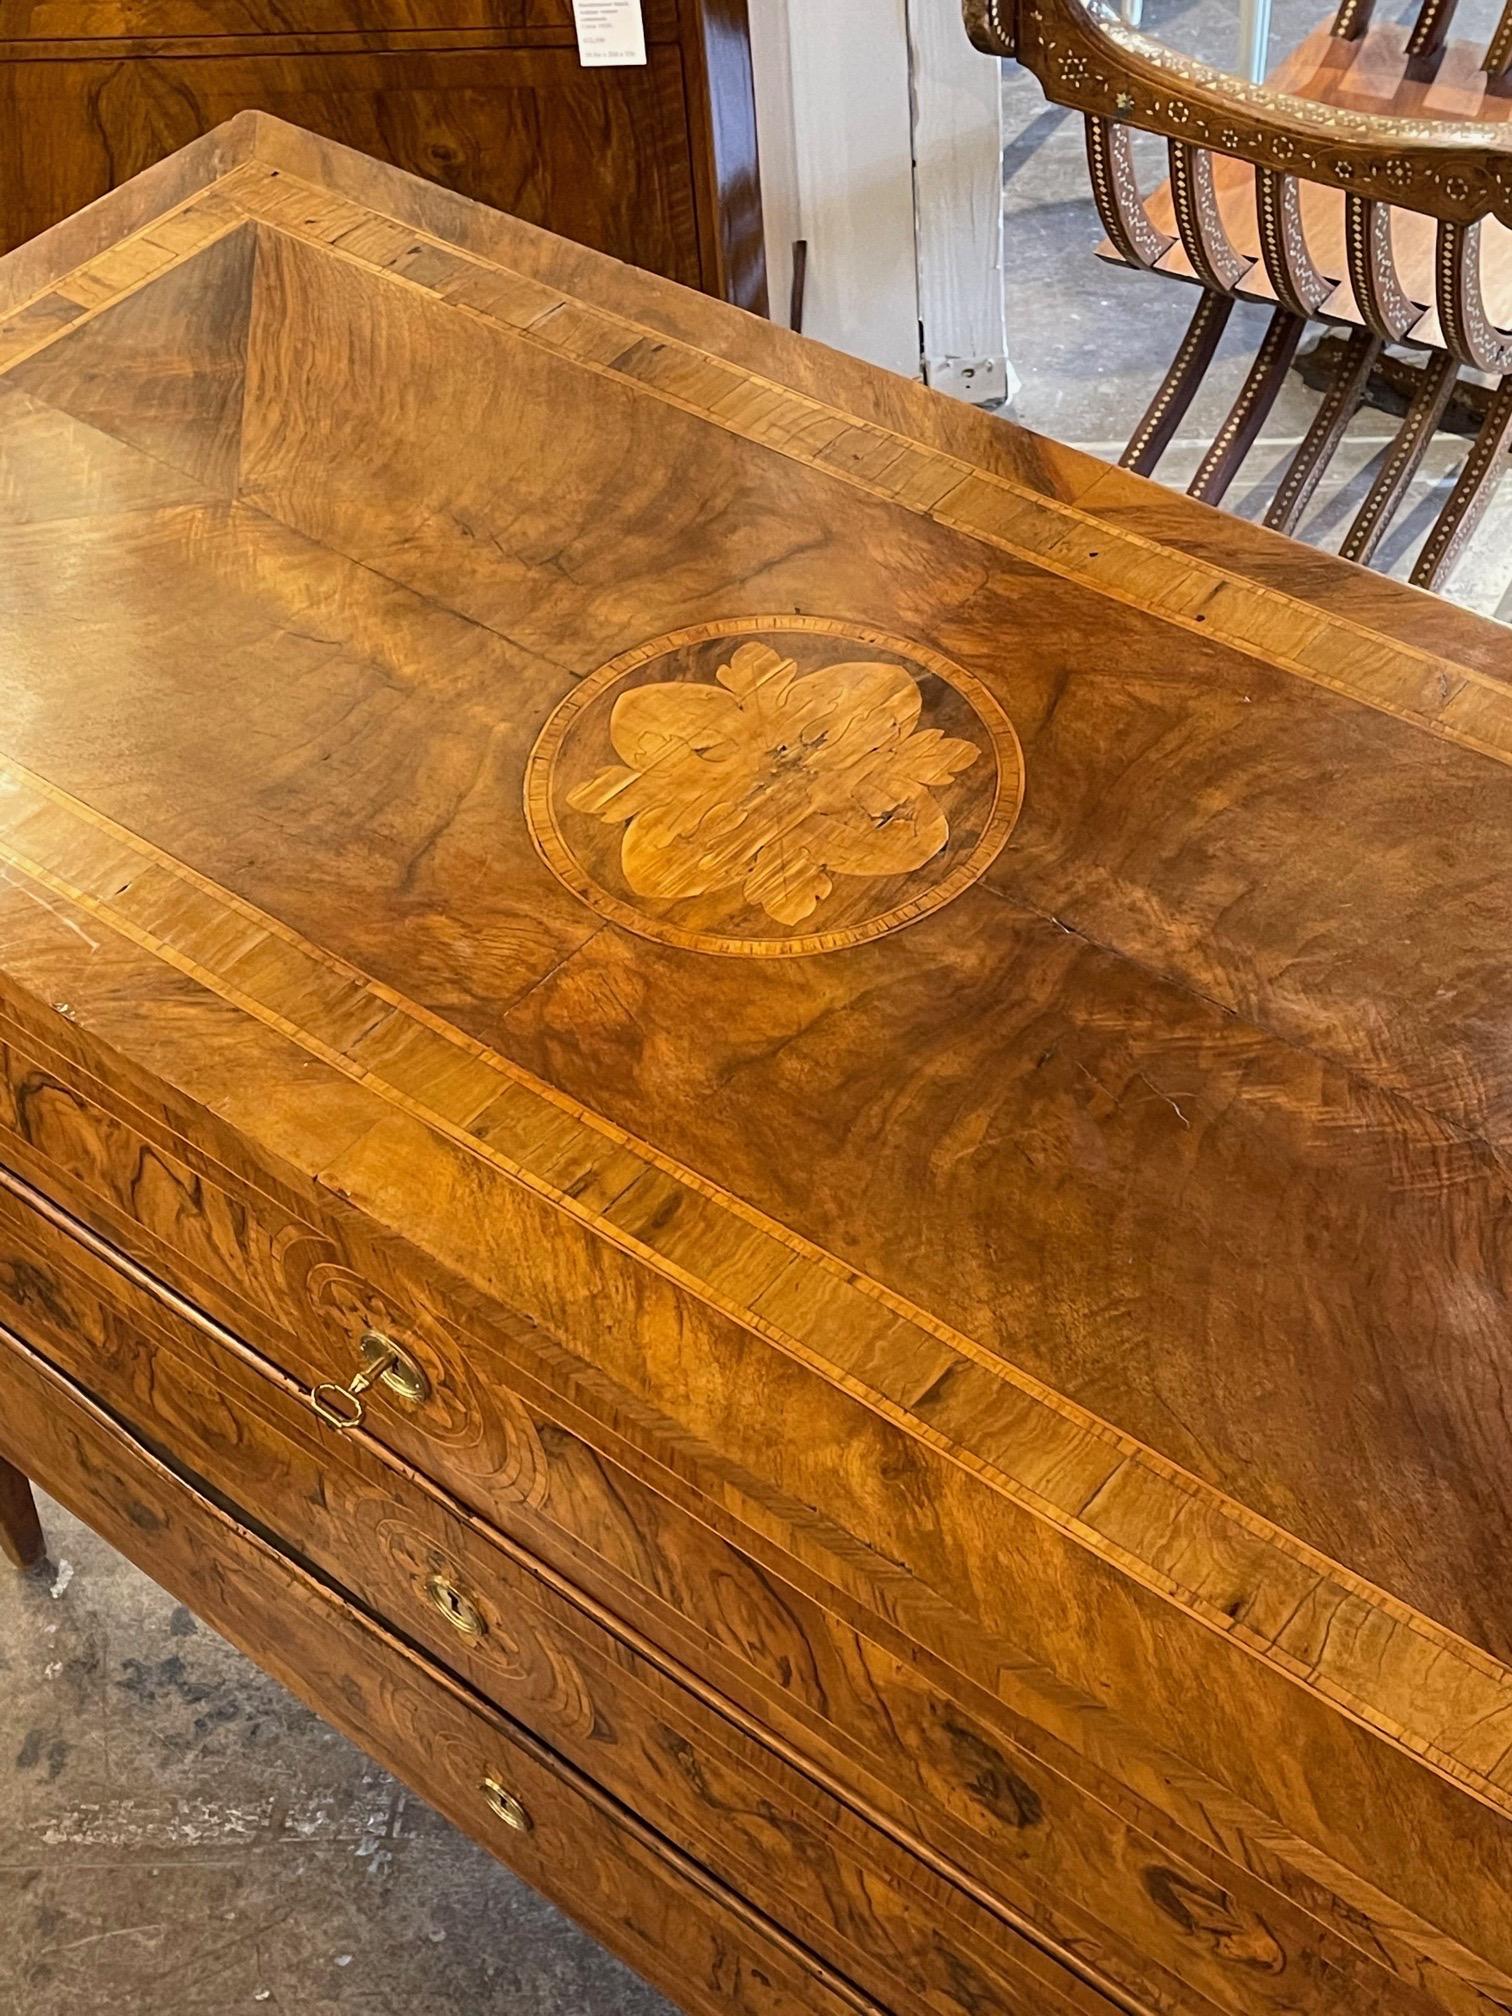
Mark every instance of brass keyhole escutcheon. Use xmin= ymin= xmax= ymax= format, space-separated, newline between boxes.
xmin=481 ymin=1777 xmax=532 ymax=1833
xmin=309 ymin=1328 xmax=430 ymax=1431
xmin=360 ymin=1328 xmax=429 ymax=1403
xmin=425 ymin=1570 xmax=486 ymax=1640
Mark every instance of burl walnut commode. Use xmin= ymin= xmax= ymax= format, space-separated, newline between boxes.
xmin=1 ymin=111 xmax=1510 ymax=2016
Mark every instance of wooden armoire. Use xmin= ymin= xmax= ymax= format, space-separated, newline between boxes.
xmin=0 ymin=2 xmax=766 ymax=307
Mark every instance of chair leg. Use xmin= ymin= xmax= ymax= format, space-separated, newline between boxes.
xmin=1265 ymin=328 xmax=1383 ymax=537
xmin=1332 ymin=0 xmax=1376 ymax=36
xmin=1411 ymin=374 xmax=1512 ymax=590
xmin=1406 ymin=0 xmax=1461 ymax=58
xmin=1488 ymin=0 xmax=1512 ymax=78
xmin=1189 ymin=306 xmax=1307 ymax=508
xmin=0 ymin=1453 xmax=44 ymax=1569
xmin=1341 ymin=351 xmax=1460 ymax=567
xmin=1121 ymin=289 xmax=1234 ymax=478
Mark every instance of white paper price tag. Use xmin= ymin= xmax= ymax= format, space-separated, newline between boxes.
xmin=572 ymin=0 xmax=647 ymax=66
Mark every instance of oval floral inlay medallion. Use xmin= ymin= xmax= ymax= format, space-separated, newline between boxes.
xmin=524 ymin=617 xmax=1024 ymax=957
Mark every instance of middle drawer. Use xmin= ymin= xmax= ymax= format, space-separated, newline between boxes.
xmin=0 ymin=1167 xmax=1130 ymax=2016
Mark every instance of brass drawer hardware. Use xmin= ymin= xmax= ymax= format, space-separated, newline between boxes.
xmin=481 ymin=1777 xmax=533 ymax=1833
xmin=425 ymin=1570 xmax=486 ymax=1639
xmin=310 ymin=1329 xmax=430 ymax=1431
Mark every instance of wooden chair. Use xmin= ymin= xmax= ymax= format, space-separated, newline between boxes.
xmin=966 ymin=0 xmax=1512 ymax=589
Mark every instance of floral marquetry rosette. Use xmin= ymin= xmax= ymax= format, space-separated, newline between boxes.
xmin=568 ymin=645 xmax=981 ymax=927
xmin=524 ymin=618 xmax=1024 ymax=957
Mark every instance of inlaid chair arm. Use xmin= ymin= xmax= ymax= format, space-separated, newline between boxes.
xmin=965 ymin=0 xmax=1512 ymax=225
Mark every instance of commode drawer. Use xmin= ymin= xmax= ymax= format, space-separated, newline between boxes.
xmin=0 ymin=1164 xmax=1138 ymax=2016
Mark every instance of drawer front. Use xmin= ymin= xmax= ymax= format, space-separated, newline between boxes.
xmin=0 ymin=1172 xmax=1133 ymax=2016
xmin=0 ymin=1318 xmax=881 ymax=2016
xmin=0 ymin=46 xmax=698 ymax=279
xmin=0 ymin=1028 xmax=1475 ymax=2016
xmin=0 ymin=4 xmax=680 ymax=45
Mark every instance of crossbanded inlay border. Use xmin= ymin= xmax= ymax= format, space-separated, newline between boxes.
xmin=244 ymin=167 xmax=1512 ymax=771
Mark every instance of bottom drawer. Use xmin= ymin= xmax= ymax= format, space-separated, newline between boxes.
xmin=0 ymin=1320 xmax=882 ymax=2016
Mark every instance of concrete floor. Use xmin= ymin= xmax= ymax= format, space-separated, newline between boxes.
xmin=0 ymin=1495 xmax=674 ymax=2014
xmin=7 ymin=9 xmax=1512 ymax=2011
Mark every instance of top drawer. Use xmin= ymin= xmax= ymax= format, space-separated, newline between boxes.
xmin=0 ymin=1005 xmax=445 ymax=1394
xmin=0 ymin=2 xmax=679 ymax=42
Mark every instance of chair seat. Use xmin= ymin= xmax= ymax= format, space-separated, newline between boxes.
xmin=1099 ymin=18 xmax=1512 ymax=343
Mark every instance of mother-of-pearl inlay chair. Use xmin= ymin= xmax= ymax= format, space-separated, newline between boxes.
xmin=966 ymin=0 xmax=1512 ymax=590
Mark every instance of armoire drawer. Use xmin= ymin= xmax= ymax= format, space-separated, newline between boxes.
xmin=0 ymin=1317 xmax=884 ymax=2016
xmin=0 ymin=1164 xmax=1137 ymax=2016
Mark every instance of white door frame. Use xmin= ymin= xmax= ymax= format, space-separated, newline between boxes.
xmin=748 ymin=0 xmax=1266 ymax=399
xmin=910 ymin=0 xmax=1015 ymax=403
xmin=748 ymin=0 xmax=1013 ymax=402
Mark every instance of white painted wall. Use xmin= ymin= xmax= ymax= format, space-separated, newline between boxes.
xmin=749 ymin=0 xmax=1011 ymax=400
xmin=745 ymin=0 xmax=801 ymax=335
xmin=750 ymin=0 xmax=921 ymax=378
xmin=910 ymin=0 xmax=1015 ymax=404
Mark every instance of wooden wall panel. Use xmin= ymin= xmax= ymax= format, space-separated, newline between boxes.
xmin=0 ymin=45 xmax=703 ymax=283
xmin=0 ymin=3 xmax=763 ymax=307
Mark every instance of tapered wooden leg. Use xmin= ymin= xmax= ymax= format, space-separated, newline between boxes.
xmin=0 ymin=1452 xmax=45 ymax=1568
xmin=1341 ymin=351 xmax=1460 ymax=567
xmin=1188 ymin=306 xmax=1307 ymax=508
xmin=1265 ymin=328 xmax=1383 ymax=537
xmin=1121 ymin=289 xmax=1234 ymax=477
xmin=1411 ymin=373 xmax=1512 ymax=589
